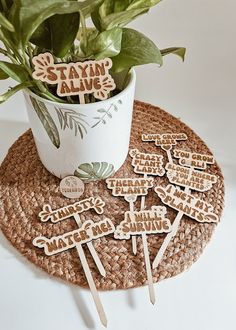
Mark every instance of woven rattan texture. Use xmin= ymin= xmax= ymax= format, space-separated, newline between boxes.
xmin=0 ymin=101 xmax=224 ymax=290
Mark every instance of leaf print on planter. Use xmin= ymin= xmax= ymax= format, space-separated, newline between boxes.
xmin=55 ymin=107 xmax=89 ymax=139
xmin=74 ymin=162 xmax=115 ymax=182
xmin=29 ymin=96 xmax=60 ymax=148
xmin=92 ymin=99 xmax=123 ymax=128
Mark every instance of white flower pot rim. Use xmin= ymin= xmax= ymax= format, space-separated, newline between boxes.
xmin=24 ymin=69 xmax=136 ymax=108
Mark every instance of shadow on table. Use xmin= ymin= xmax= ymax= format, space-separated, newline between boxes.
xmin=70 ymin=287 xmax=96 ymax=329
xmin=0 ymin=231 xmax=97 ymax=328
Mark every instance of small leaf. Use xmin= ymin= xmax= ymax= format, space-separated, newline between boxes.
xmin=0 ymin=12 xmax=15 ymax=32
xmin=112 ymin=28 xmax=163 ymax=73
xmin=91 ymin=0 xmax=149 ymax=31
xmin=0 ymin=69 xmax=9 ymax=80
xmin=55 ymin=107 xmax=89 ymax=139
xmin=161 ymin=47 xmax=186 ymax=62
xmin=97 ymin=109 xmax=106 ymax=113
xmin=94 ymin=8 xmax=149 ymax=31
xmin=69 ymin=116 xmax=73 ymax=129
xmin=30 ymin=96 xmax=60 ymax=148
xmin=55 ymin=108 xmax=63 ymax=129
xmin=0 ymin=61 xmax=30 ymax=83
xmin=128 ymin=0 xmax=162 ymax=10
xmin=107 ymin=113 xmax=112 ymax=118
xmin=86 ymin=27 xmax=122 ymax=60
xmin=75 ymin=162 xmax=115 ymax=182
xmin=0 ymin=82 xmax=32 ymax=104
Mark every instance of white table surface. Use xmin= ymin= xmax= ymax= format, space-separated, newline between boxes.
xmin=0 ymin=1 xmax=235 ymax=330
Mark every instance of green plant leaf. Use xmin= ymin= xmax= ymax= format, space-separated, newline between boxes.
xmin=9 ymin=0 xmax=104 ymax=49
xmin=112 ymin=28 xmax=163 ymax=73
xmin=74 ymin=162 xmax=115 ymax=182
xmin=161 ymin=47 xmax=186 ymax=61
xmin=0 ymin=61 xmax=30 ymax=83
xmin=0 ymin=12 xmax=14 ymax=31
xmin=78 ymin=0 xmax=105 ymax=17
xmin=0 ymin=82 xmax=32 ymax=104
xmin=91 ymin=0 xmax=163 ymax=31
xmin=85 ymin=27 xmax=122 ymax=60
xmin=29 ymin=96 xmax=60 ymax=148
xmin=0 ymin=69 xmax=9 ymax=80
xmin=92 ymin=6 xmax=149 ymax=31
xmin=31 ymin=11 xmax=80 ymax=58
xmin=127 ymin=0 xmax=162 ymax=10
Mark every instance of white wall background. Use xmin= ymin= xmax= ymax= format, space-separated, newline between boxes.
xmin=0 ymin=1 xmax=235 ymax=330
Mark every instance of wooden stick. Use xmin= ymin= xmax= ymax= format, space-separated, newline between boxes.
xmin=152 ymin=210 xmax=183 ymax=269
xmin=152 ymin=187 xmax=190 ymax=269
xmin=129 ymin=199 xmax=137 ymax=255
xmin=76 ymin=244 xmax=107 ymax=327
xmin=74 ymin=214 xmax=106 ymax=277
xmin=140 ymin=173 xmax=155 ymax=304
xmin=79 ymin=94 xmax=85 ymax=104
xmin=166 ymin=149 xmax=173 ymax=163
xmin=140 ymin=173 xmax=148 ymax=211
xmin=142 ymin=232 xmax=155 ymax=305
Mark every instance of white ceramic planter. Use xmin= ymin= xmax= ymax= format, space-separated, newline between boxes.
xmin=23 ymin=70 xmax=136 ymax=181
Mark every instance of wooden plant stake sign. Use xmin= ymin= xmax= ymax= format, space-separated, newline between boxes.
xmin=32 ymin=52 xmax=116 ymax=103
xmin=173 ymin=149 xmax=215 ymax=170
xmin=115 ymin=206 xmax=171 ymax=305
xmin=129 ymin=149 xmax=165 ymax=209
xmin=152 ymin=151 xmax=218 ymax=270
xmin=106 ymin=177 xmax=154 ymax=255
xmin=129 ymin=149 xmax=165 ymax=177
xmin=165 ymin=163 xmax=217 ymax=192
xmin=33 ymin=197 xmax=114 ymax=327
xmin=39 ymin=197 xmax=105 ymax=223
xmin=155 ymin=184 xmax=219 ymax=224
xmin=142 ymin=133 xmax=188 ymax=163
xmin=128 ymin=148 xmax=165 ymax=304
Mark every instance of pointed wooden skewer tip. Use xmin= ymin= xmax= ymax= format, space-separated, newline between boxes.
xmin=76 ymin=244 xmax=108 ymax=328
xmin=142 ymin=233 xmax=156 ymax=305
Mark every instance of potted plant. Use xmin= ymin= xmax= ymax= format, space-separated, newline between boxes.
xmin=0 ymin=0 xmax=185 ymax=181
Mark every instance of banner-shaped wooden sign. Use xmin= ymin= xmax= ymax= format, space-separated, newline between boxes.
xmin=33 ymin=218 xmax=114 ymax=256
xmin=173 ymin=149 xmax=215 ymax=169
xmin=165 ymin=162 xmax=217 ymax=192
xmin=39 ymin=197 xmax=105 ymax=223
xmin=142 ymin=133 xmax=187 ymax=151
xmin=106 ymin=178 xmax=154 ymax=197
xmin=129 ymin=149 xmax=165 ymax=176
xmin=155 ymin=184 xmax=219 ymax=223
xmin=142 ymin=132 xmax=188 ymax=163
xmin=114 ymin=206 xmax=171 ymax=239
xmin=32 ymin=53 xmax=116 ymax=103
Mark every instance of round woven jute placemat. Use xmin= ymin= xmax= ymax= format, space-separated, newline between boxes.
xmin=0 ymin=101 xmax=224 ymax=290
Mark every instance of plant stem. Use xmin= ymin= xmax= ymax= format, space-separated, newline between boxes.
xmin=26 ymin=44 xmax=34 ymax=66
xmin=80 ymin=12 xmax=88 ymax=54
xmin=1 ymin=0 xmax=7 ymax=12
xmin=0 ymin=48 xmax=18 ymax=64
